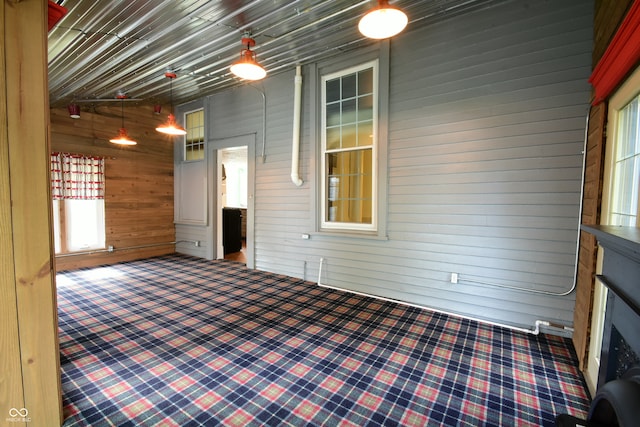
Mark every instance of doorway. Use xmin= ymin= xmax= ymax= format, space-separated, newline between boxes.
xmin=212 ymin=134 xmax=255 ymax=268
xmin=219 ymin=146 xmax=248 ymax=263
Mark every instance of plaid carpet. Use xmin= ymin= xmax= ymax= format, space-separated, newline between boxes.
xmin=57 ymin=254 xmax=590 ymax=426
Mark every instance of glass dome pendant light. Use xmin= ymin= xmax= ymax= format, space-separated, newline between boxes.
xmin=358 ymin=0 xmax=408 ymax=39
xmin=156 ymin=70 xmax=187 ymax=136
xmin=230 ymin=33 xmax=267 ymax=81
xmin=109 ymin=95 xmax=137 ymax=145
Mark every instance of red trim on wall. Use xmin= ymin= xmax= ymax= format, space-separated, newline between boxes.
xmin=589 ymin=0 xmax=640 ymax=105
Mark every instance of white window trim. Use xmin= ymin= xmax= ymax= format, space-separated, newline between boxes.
xmin=183 ymin=107 xmax=206 ymax=162
xmin=602 ymin=65 xmax=640 ymax=226
xmin=320 ymin=59 xmax=379 ymax=232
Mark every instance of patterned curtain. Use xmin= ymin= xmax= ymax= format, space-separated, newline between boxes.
xmin=51 ymin=153 xmax=105 ymax=200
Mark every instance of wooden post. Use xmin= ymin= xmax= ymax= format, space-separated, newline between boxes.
xmin=1 ymin=0 xmax=63 ymax=425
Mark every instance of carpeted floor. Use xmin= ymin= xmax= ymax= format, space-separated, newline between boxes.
xmin=57 ymin=254 xmax=590 ymax=426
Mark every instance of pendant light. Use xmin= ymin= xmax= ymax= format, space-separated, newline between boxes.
xmin=230 ymin=33 xmax=267 ymax=81
xmin=110 ymin=94 xmax=137 ymax=145
xmin=358 ymin=0 xmax=408 ymax=39
xmin=156 ymin=70 xmax=187 ymax=136
xmin=68 ymin=103 xmax=80 ymax=119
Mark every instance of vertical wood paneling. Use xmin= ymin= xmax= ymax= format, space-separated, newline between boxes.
xmin=194 ymin=0 xmax=594 ymax=331
xmin=3 ymin=0 xmax=63 ymax=424
xmin=573 ymin=102 xmax=607 ymax=369
xmin=50 ymin=105 xmax=176 ymax=271
xmin=0 ymin=0 xmax=26 ymax=422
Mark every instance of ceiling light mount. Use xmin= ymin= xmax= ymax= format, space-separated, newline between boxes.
xmin=156 ymin=69 xmax=187 ymax=136
xmin=230 ymin=32 xmax=267 ymax=81
xmin=359 ymin=0 xmax=408 ymax=39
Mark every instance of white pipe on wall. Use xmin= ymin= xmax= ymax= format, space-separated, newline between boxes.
xmin=291 ymin=65 xmax=304 ymax=186
xmin=316 ymin=257 xmax=573 ymax=336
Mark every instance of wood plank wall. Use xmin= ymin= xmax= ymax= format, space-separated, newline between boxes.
xmin=50 ymin=104 xmax=176 ymax=271
xmin=572 ymin=0 xmax=634 ymax=371
xmin=1 ymin=1 xmax=63 ymax=425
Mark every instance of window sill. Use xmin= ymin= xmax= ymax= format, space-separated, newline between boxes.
xmin=311 ymin=230 xmax=389 ymax=241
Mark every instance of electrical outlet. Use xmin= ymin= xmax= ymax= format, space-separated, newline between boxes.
xmin=194 ymin=241 xmax=200 ymax=247
xmin=301 ymin=234 xmax=310 ymax=240
xmin=450 ymin=273 xmax=459 ymax=284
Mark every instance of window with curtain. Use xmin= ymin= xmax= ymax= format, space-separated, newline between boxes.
xmin=50 ymin=153 xmax=106 ymax=253
xmin=321 ymin=60 xmax=378 ymax=232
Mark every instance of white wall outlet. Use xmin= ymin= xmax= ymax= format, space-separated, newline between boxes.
xmin=301 ymin=233 xmax=310 ymax=239
xmin=450 ymin=273 xmax=459 ymax=284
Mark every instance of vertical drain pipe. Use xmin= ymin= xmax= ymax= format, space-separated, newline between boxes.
xmin=291 ymin=66 xmax=304 ymax=186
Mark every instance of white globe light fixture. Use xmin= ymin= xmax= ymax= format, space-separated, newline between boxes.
xmin=358 ymin=0 xmax=408 ymax=39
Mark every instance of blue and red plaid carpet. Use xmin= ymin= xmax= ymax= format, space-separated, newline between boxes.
xmin=57 ymin=254 xmax=590 ymax=426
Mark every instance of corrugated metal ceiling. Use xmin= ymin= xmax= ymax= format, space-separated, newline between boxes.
xmin=48 ymin=0 xmax=503 ymax=108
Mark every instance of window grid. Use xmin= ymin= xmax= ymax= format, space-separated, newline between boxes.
xmin=322 ymin=61 xmax=377 ymax=231
xmin=184 ymin=109 xmax=205 ymax=161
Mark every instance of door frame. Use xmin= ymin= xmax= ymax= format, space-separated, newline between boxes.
xmin=208 ymin=133 xmax=256 ymax=268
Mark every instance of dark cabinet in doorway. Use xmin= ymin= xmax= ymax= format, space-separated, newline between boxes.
xmin=223 ymin=207 xmax=242 ymax=254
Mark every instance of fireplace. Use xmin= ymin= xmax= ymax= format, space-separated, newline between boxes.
xmin=582 ymin=225 xmax=640 ymax=388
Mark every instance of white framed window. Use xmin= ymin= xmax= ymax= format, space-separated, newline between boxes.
xmin=321 ymin=60 xmax=378 ymax=232
xmin=609 ymin=93 xmax=640 ymax=225
xmin=603 ymin=65 xmax=640 ymax=227
xmin=184 ymin=109 xmax=205 ymax=161
xmin=50 ymin=152 xmax=106 ymax=254
xmin=53 ymin=199 xmax=106 ymax=253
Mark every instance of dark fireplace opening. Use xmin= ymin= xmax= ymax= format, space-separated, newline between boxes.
xmin=610 ymin=326 xmax=640 ymax=380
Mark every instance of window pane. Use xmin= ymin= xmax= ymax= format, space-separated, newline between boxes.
xmin=326 ymin=127 xmax=341 ymax=150
xmin=53 ymin=199 xmax=61 ymax=254
xmin=185 ymin=109 xmax=205 ymax=161
xmin=358 ymin=68 xmax=373 ymax=94
xmin=65 ymin=199 xmax=105 ymax=252
xmin=326 ymin=149 xmax=372 ymax=224
xmin=342 ymin=99 xmax=357 ymax=125
xmin=358 ymin=95 xmax=373 ymax=121
xmin=326 ymin=102 xmax=341 ymax=127
xmin=326 ymin=78 xmax=340 ymax=103
xmin=341 ymin=124 xmax=357 ymax=149
xmin=357 ymin=121 xmax=373 ymax=147
xmin=342 ymin=73 xmax=357 ymax=99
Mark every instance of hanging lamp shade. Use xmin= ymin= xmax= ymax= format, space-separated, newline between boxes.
xmin=156 ymin=71 xmax=187 ymax=136
xmin=230 ymin=36 xmax=267 ymax=81
xmin=110 ymin=96 xmax=137 ymax=145
xmin=110 ymin=127 xmax=137 ymax=145
xmin=68 ymin=103 xmax=80 ymax=119
xmin=358 ymin=0 xmax=408 ymax=39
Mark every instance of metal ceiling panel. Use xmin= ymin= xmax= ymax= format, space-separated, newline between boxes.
xmin=48 ymin=0 xmax=504 ymax=108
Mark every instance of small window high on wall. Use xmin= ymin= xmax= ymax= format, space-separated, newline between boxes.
xmin=184 ymin=109 xmax=205 ymax=161
xmin=50 ymin=153 xmax=106 ymax=253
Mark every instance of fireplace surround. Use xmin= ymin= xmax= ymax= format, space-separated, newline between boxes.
xmin=581 ymin=225 xmax=640 ymax=388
